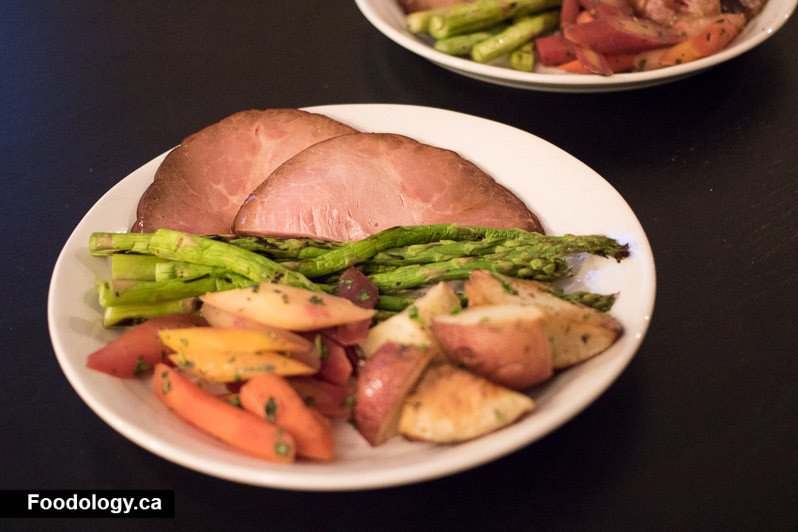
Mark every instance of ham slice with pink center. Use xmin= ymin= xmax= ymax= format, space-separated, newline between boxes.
xmin=131 ymin=109 xmax=356 ymax=234
xmin=233 ymin=133 xmax=542 ymax=241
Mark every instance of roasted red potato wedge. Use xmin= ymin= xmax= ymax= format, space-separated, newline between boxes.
xmin=399 ymin=364 xmax=534 ymax=443
xmin=354 ymin=343 xmax=434 ymax=446
xmin=465 ymin=271 xmax=623 ymax=368
xmin=575 ymin=45 xmax=613 ymax=75
xmin=431 ymin=304 xmax=552 ymax=390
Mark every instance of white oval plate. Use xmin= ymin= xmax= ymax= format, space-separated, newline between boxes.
xmin=355 ymin=0 xmax=796 ymax=93
xmin=48 ymin=104 xmax=655 ymax=490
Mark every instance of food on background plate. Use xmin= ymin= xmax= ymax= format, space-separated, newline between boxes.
xmin=84 ymin=108 xmax=631 ymax=463
xmin=131 ymin=109 xmax=356 ymax=234
xmin=404 ymin=0 xmax=766 ymax=75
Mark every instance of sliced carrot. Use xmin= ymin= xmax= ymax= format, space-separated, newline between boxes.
xmin=556 ymin=59 xmax=588 ymax=73
xmin=240 ymin=373 xmax=335 ymax=461
xmin=636 ymin=14 xmax=745 ymax=70
xmin=152 ymin=363 xmax=295 ymax=463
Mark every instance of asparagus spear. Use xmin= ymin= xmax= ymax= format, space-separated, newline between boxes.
xmin=548 ymin=289 xmax=617 ymax=312
xmin=96 ymin=273 xmax=253 ymax=307
xmin=206 ymin=235 xmax=340 ymax=260
xmin=428 ymin=0 xmax=556 ymax=39
xmin=90 ymin=232 xmax=153 ymax=255
xmin=368 ymin=254 xmax=568 ymax=293
xmin=102 ymin=298 xmax=201 ymax=327
xmin=434 ymin=24 xmax=507 ymax=56
xmin=406 ymin=6 xmax=450 ymax=33
xmin=111 ymin=254 xmax=167 ymax=281
xmin=148 ymin=229 xmax=320 ymax=291
xmin=365 ymin=234 xmax=628 ymax=267
xmin=510 ymin=42 xmax=535 ymax=71
xmin=472 ymin=10 xmax=560 ymax=63
xmin=293 ymin=224 xmax=586 ymax=278
xmin=154 ymin=261 xmax=225 ymax=282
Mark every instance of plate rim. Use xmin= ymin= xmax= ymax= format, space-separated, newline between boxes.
xmin=48 ymin=103 xmax=656 ymax=491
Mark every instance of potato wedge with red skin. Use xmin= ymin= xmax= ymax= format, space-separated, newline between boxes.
xmin=199 ymin=283 xmax=375 ymax=332
xmin=354 ymin=343 xmax=434 ymax=446
xmin=431 ymin=305 xmax=552 ymax=390
xmin=86 ymin=314 xmax=208 ymax=378
xmin=153 ymin=364 xmax=295 ymax=462
xmin=360 ymin=281 xmax=461 ymax=360
xmin=564 ymin=15 xmax=683 ymax=55
xmin=287 ymin=377 xmax=355 ymax=420
xmin=465 ymin=270 xmax=623 ymax=369
xmin=561 ymin=0 xmax=582 ymax=28
xmin=399 ymin=364 xmax=534 ymax=443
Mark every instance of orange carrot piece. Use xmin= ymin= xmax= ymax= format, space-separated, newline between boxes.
xmin=637 ymin=14 xmax=745 ymax=70
xmin=240 ymin=373 xmax=335 ymax=461
xmin=152 ymin=364 xmax=295 ymax=463
xmin=556 ymin=59 xmax=588 ymax=73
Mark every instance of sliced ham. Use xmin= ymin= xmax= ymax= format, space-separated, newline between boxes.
xmin=131 ymin=109 xmax=357 ymax=234
xmin=233 ymin=133 xmax=542 ymax=241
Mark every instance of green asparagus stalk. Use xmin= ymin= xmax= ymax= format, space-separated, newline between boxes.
xmin=154 ymin=261 xmax=226 ymax=282
xmin=293 ymin=224 xmax=551 ymax=278
xmin=472 ymin=10 xmax=560 ymax=63
xmin=434 ymin=24 xmax=506 ymax=56
xmin=148 ymin=229 xmax=321 ymax=291
xmin=428 ymin=0 xmax=541 ymax=39
xmin=96 ymin=274 xmax=253 ymax=307
xmin=90 ymin=232 xmax=153 ymax=255
xmin=510 ymin=42 xmax=535 ymax=71
xmin=206 ymin=235 xmax=340 ymax=260
xmin=368 ymin=254 xmax=568 ymax=293
xmin=102 ymin=298 xmax=201 ymax=327
xmin=548 ymin=289 xmax=617 ymax=312
xmin=375 ymin=294 xmax=415 ymax=312
xmin=406 ymin=6 xmax=450 ymax=33
xmin=111 ymin=254 xmax=167 ymax=281
xmin=364 ymin=234 xmax=628 ymax=267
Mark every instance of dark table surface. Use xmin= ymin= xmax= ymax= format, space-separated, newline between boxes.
xmin=2 ymin=1 xmax=796 ymax=530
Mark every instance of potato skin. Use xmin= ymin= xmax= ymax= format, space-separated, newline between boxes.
xmin=354 ymin=342 xmax=433 ymax=446
xmin=431 ymin=305 xmax=552 ymax=390
xmin=465 ymin=270 xmax=623 ymax=368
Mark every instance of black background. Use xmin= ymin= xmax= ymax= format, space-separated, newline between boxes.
xmin=1 ymin=1 xmax=796 ymax=530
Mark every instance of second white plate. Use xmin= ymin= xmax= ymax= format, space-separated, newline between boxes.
xmin=355 ymin=0 xmax=796 ymax=92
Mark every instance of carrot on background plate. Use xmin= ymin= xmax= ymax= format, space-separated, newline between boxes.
xmin=240 ymin=373 xmax=335 ymax=461
xmin=152 ymin=364 xmax=296 ymax=463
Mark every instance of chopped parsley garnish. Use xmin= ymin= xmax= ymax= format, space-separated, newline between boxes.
xmin=309 ymin=295 xmax=325 ymax=306
xmin=226 ymin=396 xmax=242 ymax=408
xmin=251 ymin=284 xmax=260 ymax=293
xmin=179 ymin=337 xmax=189 ymax=347
xmin=356 ymin=289 xmax=371 ymax=302
xmin=161 ymin=379 xmax=171 ymax=395
xmin=282 ymin=294 xmax=290 ymax=304
xmin=175 ymin=351 xmax=195 ymax=369
xmin=408 ymin=306 xmax=422 ymax=324
xmin=274 ymin=442 xmax=291 ymax=457
xmin=450 ymin=306 xmax=462 ymax=315
xmin=265 ymin=397 xmax=278 ymax=423
xmin=314 ymin=334 xmax=330 ymax=359
xmin=341 ymin=396 xmax=356 ymax=408
xmin=133 ymin=356 xmax=152 ymax=377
